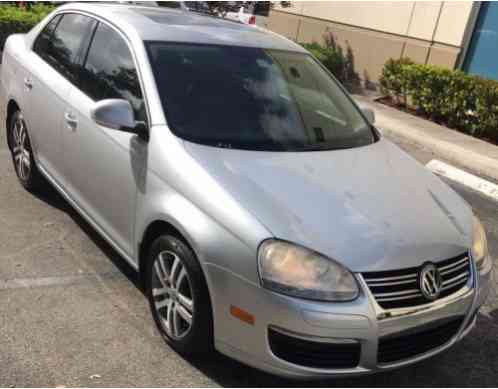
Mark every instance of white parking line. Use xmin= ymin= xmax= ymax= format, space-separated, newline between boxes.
xmin=0 ymin=272 xmax=122 ymax=290
xmin=427 ymin=159 xmax=498 ymax=202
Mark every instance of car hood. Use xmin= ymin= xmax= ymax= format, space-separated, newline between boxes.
xmin=184 ymin=139 xmax=473 ymax=272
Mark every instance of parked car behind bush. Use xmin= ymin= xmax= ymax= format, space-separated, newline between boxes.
xmin=0 ymin=4 xmax=54 ymax=53
xmin=380 ymin=58 xmax=498 ymax=144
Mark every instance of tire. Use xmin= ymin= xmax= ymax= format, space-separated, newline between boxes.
xmin=8 ymin=110 xmax=44 ymax=191
xmin=145 ymin=234 xmax=214 ymax=356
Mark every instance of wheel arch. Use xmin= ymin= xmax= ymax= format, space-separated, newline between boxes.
xmin=6 ymin=99 xmax=20 ymax=150
xmin=138 ymin=219 xmax=199 ymax=288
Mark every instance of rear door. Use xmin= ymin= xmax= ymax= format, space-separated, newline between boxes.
xmin=61 ymin=21 xmax=148 ymax=258
xmin=26 ymin=13 xmax=96 ymax=183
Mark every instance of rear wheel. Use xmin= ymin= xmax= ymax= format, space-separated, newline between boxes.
xmin=8 ymin=111 xmax=43 ymax=191
xmin=145 ymin=234 xmax=214 ymax=356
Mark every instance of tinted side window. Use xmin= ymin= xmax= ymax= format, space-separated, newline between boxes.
xmin=38 ymin=14 xmax=96 ymax=83
xmin=157 ymin=1 xmax=182 ymax=9
xmin=33 ymin=14 xmax=62 ymax=57
xmin=80 ymin=23 xmax=145 ymax=122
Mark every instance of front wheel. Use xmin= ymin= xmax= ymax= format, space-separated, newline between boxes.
xmin=145 ymin=234 xmax=214 ymax=356
xmin=8 ymin=111 xmax=43 ymax=191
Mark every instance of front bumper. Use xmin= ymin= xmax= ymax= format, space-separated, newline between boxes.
xmin=206 ymin=257 xmax=492 ymax=379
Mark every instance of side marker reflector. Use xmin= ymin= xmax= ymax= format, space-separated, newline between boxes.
xmin=230 ymin=305 xmax=255 ymax=325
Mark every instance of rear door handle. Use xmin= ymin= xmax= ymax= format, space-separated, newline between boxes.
xmin=23 ymin=77 xmax=33 ymax=90
xmin=64 ymin=112 xmax=78 ymax=130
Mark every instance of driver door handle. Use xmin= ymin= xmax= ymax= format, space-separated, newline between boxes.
xmin=23 ymin=77 xmax=33 ymax=90
xmin=64 ymin=112 xmax=78 ymax=130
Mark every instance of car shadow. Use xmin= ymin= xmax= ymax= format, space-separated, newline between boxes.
xmin=31 ymin=182 xmax=142 ymax=292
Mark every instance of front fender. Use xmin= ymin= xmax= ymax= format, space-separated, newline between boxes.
xmin=135 ymin=169 xmax=273 ymax=348
xmin=135 ymin=169 xmax=266 ymax=286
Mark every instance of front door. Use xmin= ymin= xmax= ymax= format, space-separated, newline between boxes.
xmin=62 ymin=21 xmax=148 ymax=259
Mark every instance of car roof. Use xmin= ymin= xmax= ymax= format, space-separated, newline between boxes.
xmin=56 ymin=3 xmax=306 ymax=52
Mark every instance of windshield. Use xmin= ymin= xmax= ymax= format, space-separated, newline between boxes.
xmin=147 ymin=43 xmax=375 ymax=151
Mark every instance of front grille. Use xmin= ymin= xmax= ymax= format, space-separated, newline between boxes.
xmin=378 ymin=317 xmax=464 ymax=364
xmin=268 ymin=328 xmax=360 ymax=369
xmin=362 ymin=252 xmax=471 ymax=310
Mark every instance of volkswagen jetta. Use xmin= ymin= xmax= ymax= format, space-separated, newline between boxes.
xmin=0 ymin=3 xmax=492 ymax=379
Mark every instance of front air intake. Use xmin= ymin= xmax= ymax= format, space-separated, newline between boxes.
xmin=268 ymin=328 xmax=361 ymax=369
xmin=377 ymin=317 xmax=464 ymax=364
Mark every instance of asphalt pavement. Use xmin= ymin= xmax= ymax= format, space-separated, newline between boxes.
xmin=0 ymin=121 xmax=497 ymax=387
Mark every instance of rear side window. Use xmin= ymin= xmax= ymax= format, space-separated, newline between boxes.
xmin=79 ymin=23 xmax=146 ymax=122
xmin=33 ymin=14 xmax=62 ymax=56
xmin=156 ymin=1 xmax=182 ymax=9
xmin=34 ymin=13 xmax=96 ymax=83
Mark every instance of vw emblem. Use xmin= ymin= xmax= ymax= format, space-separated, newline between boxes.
xmin=419 ymin=263 xmax=442 ymax=301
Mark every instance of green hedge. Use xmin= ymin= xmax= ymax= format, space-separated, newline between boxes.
xmin=301 ymin=42 xmax=346 ymax=81
xmin=0 ymin=4 xmax=55 ymax=52
xmin=301 ymin=38 xmax=359 ymax=88
xmin=380 ymin=58 xmax=498 ymax=144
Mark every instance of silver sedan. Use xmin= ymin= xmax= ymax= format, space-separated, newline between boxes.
xmin=0 ymin=3 xmax=492 ymax=379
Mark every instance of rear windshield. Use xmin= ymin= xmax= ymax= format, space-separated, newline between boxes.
xmin=147 ymin=43 xmax=375 ymax=151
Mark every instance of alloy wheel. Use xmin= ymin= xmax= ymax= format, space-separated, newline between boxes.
xmin=152 ymin=250 xmax=194 ymax=340
xmin=11 ymin=116 xmax=31 ymax=181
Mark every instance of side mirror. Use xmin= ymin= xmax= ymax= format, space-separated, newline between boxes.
xmin=360 ymin=106 xmax=375 ymax=124
xmin=91 ymin=99 xmax=148 ymax=140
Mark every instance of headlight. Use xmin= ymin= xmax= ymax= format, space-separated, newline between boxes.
xmin=472 ymin=215 xmax=490 ymax=272
xmin=258 ymin=240 xmax=359 ymax=301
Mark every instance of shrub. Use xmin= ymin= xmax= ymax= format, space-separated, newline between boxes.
xmin=0 ymin=4 xmax=55 ymax=52
xmin=301 ymin=42 xmax=346 ymax=81
xmin=379 ymin=57 xmax=414 ymax=105
xmin=379 ymin=58 xmax=498 ymax=144
xmin=301 ymin=35 xmax=359 ymax=88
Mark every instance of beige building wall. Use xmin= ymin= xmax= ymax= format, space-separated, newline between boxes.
xmin=268 ymin=1 xmax=476 ymax=82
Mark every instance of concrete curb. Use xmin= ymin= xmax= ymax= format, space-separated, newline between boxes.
xmin=354 ymin=95 xmax=498 ymax=183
